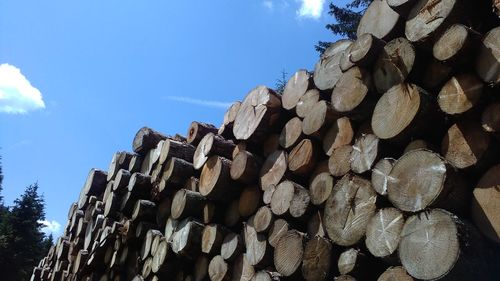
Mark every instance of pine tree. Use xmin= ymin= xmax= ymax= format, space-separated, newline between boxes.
xmin=275 ymin=70 xmax=288 ymax=94
xmin=316 ymin=0 xmax=372 ymax=54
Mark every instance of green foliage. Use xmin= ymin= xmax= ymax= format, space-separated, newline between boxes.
xmin=316 ymin=0 xmax=372 ymax=54
xmin=275 ymin=69 xmax=288 ymax=94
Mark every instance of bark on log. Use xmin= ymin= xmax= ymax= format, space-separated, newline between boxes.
xmin=307 ymin=210 xmax=327 ymax=238
xmin=262 ymin=134 xmax=280 ymax=158
xmin=282 ymin=70 xmax=313 ymax=111
xmin=171 ymin=218 xmax=204 ymax=260
xmin=187 ymin=122 xmax=219 ymax=146
xmin=171 ymin=189 xmax=206 ymax=220
xmin=78 ymin=169 xmax=107 ymax=209
xmin=238 ymin=185 xmax=261 ymax=218
xmin=107 ymin=151 xmax=134 ymax=181
xmin=159 ymin=139 xmax=196 ymax=165
xmin=301 ymin=236 xmax=332 ymax=281
xmin=437 ymin=73 xmax=483 ymax=115
xmin=199 ymin=156 xmax=237 ymax=201
xmin=132 ymin=127 xmax=167 ymax=156
xmin=161 ymin=157 xmax=195 ymax=187
xmin=194 ymin=133 xmax=235 ymax=170
xmin=314 ymin=40 xmax=353 ymax=91
xmin=471 ymin=164 xmax=500 ymax=243
xmin=323 ymin=174 xmax=377 ymax=246
xmin=357 ymin=0 xmax=401 ymax=40
xmin=131 ymin=200 xmax=156 ymax=222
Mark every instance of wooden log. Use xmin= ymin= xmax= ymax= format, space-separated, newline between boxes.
xmin=199 ymin=156 xmax=236 ymax=201
xmin=433 ymin=24 xmax=480 ymax=64
xmin=313 ymin=39 xmax=352 ymax=91
xmin=187 ymin=121 xmax=219 ymax=146
xmin=282 ymin=70 xmax=313 ymax=111
xmin=268 ymin=219 xmax=289 ymax=248
xmin=471 ymin=164 xmax=500 ymax=243
xmin=309 ymin=172 xmax=335 ymax=206
xmin=437 ymin=73 xmax=483 ymax=115
xmin=159 ymin=139 xmax=196 ymax=164
xmin=335 ymin=275 xmax=356 ymax=281
xmin=323 ymin=174 xmax=377 ymax=246
xmin=371 ymin=83 xmax=434 ymax=141
xmin=253 ymin=206 xmax=274 ymax=234
xmin=270 ymin=181 xmax=310 ymax=219
xmin=251 ymin=271 xmax=276 ymax=281
xmin=244 ymin=221 xmax=272 ymax=268
xmin=262 ymin=134 xmax=280 ymax=158
xmin=194 ymin=133 xmax=235 ymax=170
xmin=141 ymin=141 xmax=163 ymax=175
xmin=194 ymin=255 xmax=210 ymax=281
xmin=387 ymin=149 xmax=467 ymax=213
xmin=112 ymin=169 xmax=131 ymax=194
xmin=279 ymin=117 xmax=304 ymax=150
xmin=399 ymin=209 xmax=488 ymax=280
xmin=288 ymin=139 xmax=318 ymax=176
xmin=164 ymin=217 xmax=178 ymax=242
xmin=337 ymin=248 xmax=383 ymax=280
xmin=259 ymin=150 xmax=287 ymax=191
xmin=387 ymin=0 xmax=418 ymax=16
xmin=307 ymin=210 xmax=326 ymax=238
xmin=238 ymin=185 xmax=261 ymax=218
xmin=273 ymin=229 xmax=304 ymax=278
xmin=475 ymin=26 xmax=500 ymax=85
xmin=302 ymin=100 xmax=338 ymax=138
xmin=296 ymin=89 xmax=320 ymax=119
xmin=171 ymin=218 xmax=204 ymax=260
xmin=219 ymin=101 xmax=241 ymax=139
xmin=202 ymin=224 xmax=228 ymax=255
xmin=301 ymin=236 xmax=332 ymax=281
xmin=403 ymin=139 xmax=432 ymax=153
xmin=151 ymin=238 xmax=174 ymax=276
xmin=323 ymin=117 xmax=353 ymax=156
xmin=350 ymin=133 xmax=381 ymax=174
xmin=140 ymin=229 xmax=162 ymax=261
xmin=156 ymin=197 xmax=172 ymax=229
xmin=405 ymin=0 xmax=461 ymax=45
xmin=357 ymin=0 xmax=401 ymax=40
xmin=262 ymin=184 xmax=275 ymax=205
xmin=128 ymin=154 xmax=143 ymax=173
xmin=482 ymin=102 xmax=500 ymax=133
xmin=231 ymin=254 xmax=255 ymax=281
xmin=161 ymin=157 xmax=195 ymax=187
xmin=231 ymin=151 xmax=261 ymax=184
xmin=441 ymin=120 xmax=492 ymax=169
xmin=373 ymin=37 xmax=416 ymax=94
xmin=224 ymin=200 xmax=241 ymax=227
xmin=328 ymin=145 xmax=353 ymax=177
xmin=221 ymin=232 xmax=243 ymax=262
xmin=339 ymin=43 xmax=356 ymax=72
xmin=128 ymin=172 xmax=152 ymax=197
xmin=208 ymin=255 xmax=230 ymax=281
xmin=131 ymin=200 xmax=156 ymax=222
xmin=78 ymin=169 xmax=107 ymax=209
xmin=184 ymin=176 xmax=200 ymax=192
xmin=365 ymin=208 xmax=404 ymax=259
xmin=132 ymin=127 xmax=167 ymax=155
xmin=377 ymin=266 xmax=414 ymax=281
xmin=420 ymin=58 xmax=453 ymax=90
xmin=332 ymin=67 xmax=373 ymax=121
xmin=371 ymin=158 xmax=395 ymax=196
xmin=233 ymin=86 xmax=282 ymax=142
xmin=171 ymin=189 xmax=206 ymax=220
xmin=107 ymin=151 xmax=134 ymax=181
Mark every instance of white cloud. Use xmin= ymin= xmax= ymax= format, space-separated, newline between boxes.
xmin=39 ymin=219 xmax=62 ymax=235
xmin=297 ymin=0 xmax=325 ymax=19
xmin=263 ymin=1 xmax=274 ymax=10
xmin=0 ymin=63 xmax=45 ymax=114
xmin=164 ymin=96 xmax=232 ymax=109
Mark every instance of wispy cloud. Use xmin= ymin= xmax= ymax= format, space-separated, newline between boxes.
xmin=39 ymin=219 xmax=62 ymax=235
xmin=0 ymin=63 xmax=45 ymax=114
xmin=164 ymin=96 xmax=232 ymax=109
xmin=297 ymin=0 xmax=325 ymax=19
xmin=263 ymin=1 xmax=274 ymax=10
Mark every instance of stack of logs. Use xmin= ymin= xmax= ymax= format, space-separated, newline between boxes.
xmin=32 ymin=0 xmax=499 ymax=280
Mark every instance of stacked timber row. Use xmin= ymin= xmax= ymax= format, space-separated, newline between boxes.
xmin=33 ymin=0 xmax=499 ymax=280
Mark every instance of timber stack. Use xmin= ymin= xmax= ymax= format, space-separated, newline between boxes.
xmin=32 ymin=0 xmax=499 ymax=280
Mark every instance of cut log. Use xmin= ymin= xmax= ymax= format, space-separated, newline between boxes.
xmin=387 ymin=0 xmax=418 ymax=16
xmin=471 ymin=164 xmax=500 ymax=243
xmin=171 ymin=189 xmax=206 ymax=220
xmin=399 ymin=209 xmax=488 ymax=280
xmin=262 ymin=184 xmax=275 ymax=205
xmin=403 ymin=139 xmax=431 ymax=153
xmin=405 ymin=0 xmax=461 ymax=44
xmin=420 ymin=59 xmax=453 ymax=89
xmin=184 ymin=176 xmax=199 ymax=192
xmin=251 ymin=271 xmax=273 ymax=281
xmin=233 ymin=86 xmax=282 ymax=142
xmin=482 ymin=102 xmax=500 ymax=133
xmin=78 ymin=169 xmax=107 ymax=209
xmin=171 ymin=218 xmax=204 ymax=260
xmin=307 ymin=210 xmax=326 ymax=238
xmin=441 ymin=120 xmax=492 ymax=169
xmin=160 ymin=157 xmax=195 ymax=187
xmin=132 ymin=127 xmax=167 ymax=155
xmin=437 ymin=73 xmax=483 ymax=115
xmin=112 ymin=169 xmax=131 ymax=194
xmin=373 ymin=37 xmax=416 ymax=94
xmin=164 ymin=217 xmax=178 ymax=243
xmin=231 ymin=254 xmax=255 ymax=281
xmin=219 ymin=101 xmax=241 ymax=139
xmin=323 ymin=117 xmax=353 ymax=156
xmin=131 ymin=200 xmax=156 ymax=222
xmin=187 ymin=121 xmax=219 ymax=146
xmin=268 ymin=219 xmax=289 ymax=248
xmin=328 ymin=145 xmax=353 ymax=177
xmin=152 ymin=238 xmax=172 ymax=275
xmin=371 ymin=158 xmax=395 ymax=196
xmin=202 ymin=224 xmax=228 ymax=255
xmin=141 ymin=229 xmax=162 ymax=261
xmin=221 ymin=232 xmax=243 ymax=262
xmin=387 ymin=149 xmax=467 ymax=212
xmin=270 ymin=181 xmax=310 ymax=219
xmin=357 ymin=0 xmax=401 ymax=40
xmin=274 ymin=229 xmax=304 ymax=278
xmin=288 ymin=139 xmax=318 ymax=176
xmin=224 ymin=200 xmax=241 ymax=227
xmin=208 ymin=255 xmax=230 ymax=281
xmin=350 ymin=134 xmax=380 ymax=174
xmin=323 ymin=174 xmax=377 ymax=246
xmin=314 ymin=40 xmax=353 ymax=90
xmin=334 ymin=276 xmax=356 ymax=281
xmin=301 ymin=236 xmax=332 ymax=281
xmin=253 ymin=206 xmax=274 ymax=233
xmin=231 ymin=151 xmax=261 ymax=184
xmin=309 ymin=172 xmax=335 ymax=206
xmin=194 ymin=255 xmax=209 ymax=281
xmin=282 ymin=70 xmax=312 ymax=111
xmin=128 ymin=172 xmax=152 ymax=197
xmin=199 ymin=156 xmax=236 ymax=201
xmin=107 ymin=151 xmax=133 ymax=181
xmin=128 ymin=154 xmax=143 ymax=173
xmin=337 ymin=248 xmax=383 ymax=279
xmin=262 ymin=134 xmax=280 ymax=158
xmin=377 ymin=266 xmax=414 ymax=281
xmin=259 ymin=150 xmax=288 ymax=191
xmin=302 ymin=101 xmax=339 ymax=138
xmin=159 ymin=139 xmax=196 ymax=164
xmin=238 ymin=185 xmax=261 ymax=218
xmin=433 ymin=24 xmax=480 ymax=64
xmin=348 ymin=33 xmax=385 ymax=68
xmin=365 ymin=208 xmax=404 ymax=259
xmin=279 ymin=117 xmax=304 ymax=150
xmin=475 ymin=26 xmax=500 ymax=85
xmin=340 ymin=43 xmax=356 ymax=72
xmin=156 ymin=197 xmax=172 ymax=229
xmin=244 ymin=222 xmax=272 ymax=267
xmin=193 ymin=133 xmax=235 ymax=170
xmin=141 ymin=141 xmax=163 ymax=175
xmin=296 ymin=89 xmax=320 ymax=119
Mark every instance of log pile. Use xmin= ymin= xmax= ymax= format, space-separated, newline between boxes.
xmin=32 ymin=0 xmax=499 ymax=280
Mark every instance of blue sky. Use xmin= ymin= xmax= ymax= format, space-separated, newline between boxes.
xmin=0 ymin=0 xmax=343 ymax=234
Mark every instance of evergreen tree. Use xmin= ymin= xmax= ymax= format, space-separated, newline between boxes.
xmin=275 ymin=70 xmax=288 ymax=94
xmin=316 ymin=0 xmax=372 ymax=54
xmin=0 ymin=155 xmax=4 ymax=204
